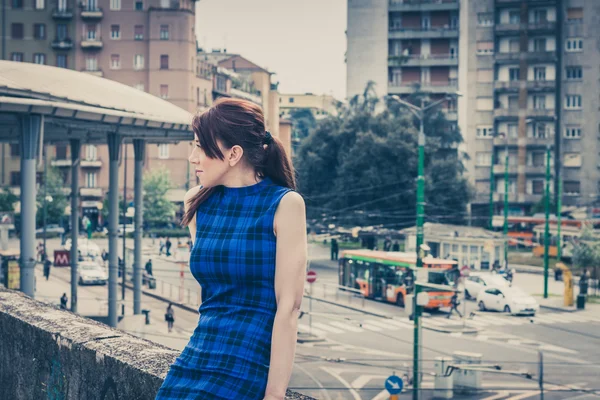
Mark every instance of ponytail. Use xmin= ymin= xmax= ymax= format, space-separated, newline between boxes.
xmin=262 ymin=135 xmax=296 ymax=191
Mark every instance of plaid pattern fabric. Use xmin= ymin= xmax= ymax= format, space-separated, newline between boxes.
xmin=156 ymin=178 xmax=291 ymax=400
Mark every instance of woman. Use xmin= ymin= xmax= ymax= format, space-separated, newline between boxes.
xmin=166 ymin=303 xmax=175 ymax=333
xmin=156 ymin=98 xmax=307 ymax=400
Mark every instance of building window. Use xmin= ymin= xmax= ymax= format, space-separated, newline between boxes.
xmin=421 ymin=14 xmax=430 ymax=30
xmin=476 ymin=152 xmax=492 ymax=167
xmin=160 ymin=25 xmax=169 ymax=40
xmin=110 ymin=0 xmax=120 ymax=10
xmin=34 ymin=24 xmax=46 ymax=40
xmin=11 ymin=23 xmax=23 ymax=39
xmin=85 ymin=172 xmax=97 ymax=188
xmin=564 ymin=126 xmax=582 ymax=139
xmin=477 ymin=13 xmax=493 ymax=26
xmin=563 ymin=181 xmax=580 ymax=195
xmin=11 ymin=52 xmax=23 ymax=62
xmin=530 ymin=123 xmax=548 ymax=139
xmin=10 ymin=144 xmax=19 ymax=157
xmin=476 ymin=126 xmax=494 ymax=138
xmin=160 ymin=84 xmax=169 ymax=99
xmin=216 ymin=76 xmax=227 ymax=92
xmin=56 ymin=54 xmax=67 ymax=68
xmin=110 ymin=54 xmax=120 ymax=69
xmin=86 ymin=24 xmax=97 ymax=40
xmin=533 ymin=38 xmax=546 ymax=52
xmin=111 ymin=25 xmax=120 ymax=39
xmin=33 ymin=53 xmax=46 ymax=65
xmin=565 ymin=95 xmax=582 ymax=109
xmin=509 ymin=10 xmax=520 ymax=24
xmin=134 ymin=25 xmax=143 ymax=40
xmin=509 ymin=67 xmax=520 ymax=81
xmin=85 ymin=57 xmax=97 ymax=71
xmin=160 ymin=0 xmax=169 ymax=7
xmin=476 ymin=41 xmax=494 ymax=55
xmin=134 ymin=83 xmax=145 ymax=91
xmin=531 ymin=180 xmax=544 ymax=195
xmin=566 ymin=38 xmax=583 ymax=52
xmin=10 ymin=172 xmax=20 ymax=186
xmin=134 ymin=54 xmax=144 ymax=70
xmin=533 ymin=67 xmax=546 ymax=81
xmin=135 ymin=0 xmax=143 ymax=10
xmin=532 ymin=9 xmax=547 ymax=23
xmin=507 ymin=123 xmax=518 ymax=138
xmin=56 ymin=23 xmax=67 ymax=41
xmin=85 ymin=145 xmax=97 ymax=161
xmin=158 ymin=144 xmax=169 ymax=159
xmin=11 ymin=0 xmax=23 ymax=8
xmin=34 ymin=0 xmax=44 ymax=9
xmin=533 ymin=95 xmax=546 ymax=110
xmin=566 ymin=66 xmax=582 ymax=80
xmin=566 ymin=7 xmax=583 ymax=22
xmin=160 ymin=55 xmax=169 ymax=70
xmin=564 ymin=153 xmax=582 ymax=168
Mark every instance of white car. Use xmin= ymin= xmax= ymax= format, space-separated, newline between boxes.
xmin=64 ymin=239 xmax=101 ymax=259
xmin=118 ymin=224 xmax=135 ymax=237
xmin=78 ymin=261 xmax=108 ymax=285
xmin=461 ymin=273 xmax=510 ymax=300
xmin=476 ymin=287 xmax=539 ymax=316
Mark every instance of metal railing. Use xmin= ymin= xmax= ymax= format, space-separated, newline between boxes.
xmin=306 ymin=282 xmax=366 ymax=308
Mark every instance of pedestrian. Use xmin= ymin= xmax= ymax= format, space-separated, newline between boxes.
xmin=156 ymin=98 xmax=307 ymax=400
xmin=330 ymin=238 xmax=339 ymax=261
xmin=165 ymin=303 xmax=175 ymax=333
xmin=447 ymin=292 xmax=462 ymax=319
xmin=145 ymin=259 xmax=153 ymax=276
xmin=36 ymin=242 xmax=43 ymax=262
xmin=159 ymin=237 xmax=165 ymax=255
xmin=165 ymin=237 xmax=172 ymax=257
xmin=383 ymin=237 xmax=392 ymax=252
xmin=43 ymin=256 xmax=52 ymax=281
xmin=392 ymin=240 xmax=400 ymax=252
xmin=187 ymin=239 xmax=193 ymax=252
xmin=60 ymin=293 xmax=68 ymax=310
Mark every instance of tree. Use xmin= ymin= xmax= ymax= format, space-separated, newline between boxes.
xmin=295 ymin=82 xmax=471 ymax=228
xmin=530 ymin=194 xmax=556 ymax=215
xmin=143 ymin=167 xmax=176 ymax=228
xmin=0 ymin=188 xmax=18 ymax=212
xmin=572 ymin=223 xmax=600 ymax=283
xmin=36 ymin=166 xmax=68 ymax=227
xmin=288 ymin=108 xmax=317 ymax=141
xmin=101 ymin=195 xmax=125 ymax=223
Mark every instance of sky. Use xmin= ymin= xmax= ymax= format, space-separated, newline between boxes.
xmin=196 ymin=0 xmax=347 ymax=100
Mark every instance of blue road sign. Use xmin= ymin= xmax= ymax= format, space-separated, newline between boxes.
xmin=385 ymin=375 xmax=403 ymax=395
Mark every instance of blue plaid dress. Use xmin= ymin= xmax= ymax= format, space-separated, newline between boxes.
xmin=156 ymin=177 xmax=291 ymax=400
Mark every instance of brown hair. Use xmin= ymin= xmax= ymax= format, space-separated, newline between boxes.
xmin=181 ymin=97 xmax=296 ymax=226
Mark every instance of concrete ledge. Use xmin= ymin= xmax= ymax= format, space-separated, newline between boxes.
xmin=0 ymin=288 xmax=314 ymax=400
xmin=305 ymin=295 xmax=391 ymax=319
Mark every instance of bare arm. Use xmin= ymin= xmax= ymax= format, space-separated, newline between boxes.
xmin=184 ymin=186 xmax=201 ymax=244
xmin=264 ymin=191 xmax=307 ymax=400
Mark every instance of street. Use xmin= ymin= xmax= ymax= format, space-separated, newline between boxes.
xmin=27 ymin=239 xmax=600 ymax=400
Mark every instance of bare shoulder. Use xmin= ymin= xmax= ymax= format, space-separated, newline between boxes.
xmin=277 ymin=191 xmax=305 ymax=214
xmin=183 ymin=185 xmax=202 ymax=210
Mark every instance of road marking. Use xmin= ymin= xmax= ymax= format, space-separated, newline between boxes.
xmin=311 ymin=322 xmax=345 ymax=334
xmin=360 ymin=322 xmax=384 ymax=331
xmin=534 ymin=314 xmax=567 ymax=324
xmin=387 ymin=318 xmax=414 ymax=328
xmin=449 ymin=332 xmax=463 ymax=337
xmin=481 ymin=391 xmax=509 ymax=400
xmin=350 ymin=375 xmax=388 ymax=390
xmin=372 ymin=390 xmax=393 ymax=400
xmin=293 ymin=362 xmax=333 ymax=400
xmin=320 ymin=367 xmax=361 ymax=400
xmin=329 ymin=321 xmax=364 ymax=332
xmin=363 ymin=319 xmax=402 ymax=330
xmin=464 ymin=318 xmax=489 ymax=327
xmin=298 ymin=323 xmax=328 ymax=337
xmin=475 ymin=335 xmax=489 ymax=341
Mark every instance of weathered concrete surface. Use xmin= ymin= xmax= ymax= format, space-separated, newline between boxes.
xmin=0 ymin=288 xmax=315 ymax=400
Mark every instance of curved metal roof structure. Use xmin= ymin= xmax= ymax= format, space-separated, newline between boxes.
xmin=0 ymin=61 xmax=193 ymax=143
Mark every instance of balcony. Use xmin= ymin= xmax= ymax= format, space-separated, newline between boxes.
xmin=52 ymin=7 xmax=73 ymax=19
xmin=528 ymin=109 xmax=555 ymax=118
xmin=528 ymin=21 xmax=557 ymax=34
xmin=494 ymin=81 xmax=521 ymax=92
xmin=80 ymin=36 xmax=103 ymax=50
xmin=51 ymin=38 xmax=73 ymax=50
xmin=82 ymin=69 xmax=103 ymax=77
xmin=493 ymin=192 xmax=544 ymax=204
xmin=80 ymin=187 xmax=102 ymax=197
xmin=51 ymin=159 xmax=72 ymax=168
xmin=496 ymin=0 xmax=556 ymax=7
xmin=388 ymin=27 xmax=459 ymax=40
xmin=388 ymin=79 xmax=458 ymax=94
xmin=388 ymin=0 xmax=459 ymax=12
xmin=495 ymin=51 xmax=556 ymax=64
xmin=493 ymin=164 xmax=518 ymax=175
xmin=444 ymin=109 xmax=458 ymax=121
xmin=81 ymin=159 xmax=102 ymax=168
xmin=494 ymin=80 xmax=556 ymax=92
xmin=496 ymin=21 xmax=556 ymax=35
xmin=494 ymin=107 xmax=555 ymax=120
xmin=493 ymin=107 xmax=519 ymax=119
xmin=389 ymin=53 xmax=458 ymax=67
xmin=80 ymin=6 xmax=103 ymax=19
xmin=495 ymin=23 xmax=521 ymax=35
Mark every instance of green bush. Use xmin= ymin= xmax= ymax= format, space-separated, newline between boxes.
xmin=144 ymin=228 xmax=189 ymax=238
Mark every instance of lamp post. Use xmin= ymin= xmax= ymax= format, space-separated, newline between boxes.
xmin=544 ymin=143 xmax=551 ymax=298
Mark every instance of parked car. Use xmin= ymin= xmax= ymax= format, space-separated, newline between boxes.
xmin=461 ymin=272 xmax=511 ymax=300
xmin=64 ymin=239 xmax=101 ymax=260
xmin=78 ymin=261 xmax=108 ymax=285
xmin=35 ymin=224 xmax=65 ymax=235
xmin=118 ymin=224 xmax=135 ymax=236
xmin=476 ymin=287 xmax=539 ymax=316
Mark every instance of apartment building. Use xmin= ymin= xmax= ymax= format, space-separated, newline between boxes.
xmin=279 ymin=93 xmax=340 ymax=120
xmin=347 ymin=0 xmax=600 ymax=221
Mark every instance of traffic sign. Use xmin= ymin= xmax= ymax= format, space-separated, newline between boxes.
xmin=306 ymin=270 xmax=317 ymax=284
xmin=385 ymin=375 xmax=403 ymax=394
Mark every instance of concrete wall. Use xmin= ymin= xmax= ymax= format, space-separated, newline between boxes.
xmin=0 ymin=288 xmax=313 ymax=400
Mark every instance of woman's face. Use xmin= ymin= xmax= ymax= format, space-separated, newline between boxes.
xmin=188 ymin=136 xmax=230 ymax=188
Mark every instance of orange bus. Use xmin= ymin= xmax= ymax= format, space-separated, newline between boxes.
xmin=338 ymin=249 xmax=458 ymax=310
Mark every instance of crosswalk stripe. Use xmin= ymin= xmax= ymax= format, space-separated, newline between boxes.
xmin=464 ymin=318 xmax=489 ymax=327
xmin=329 ymin=321 xmax=364 ymax=333
xmin=360 ymin=322 xmax=383 ymax=331
xmin=297 ymin=323 xmax=328 ymax=337
xmin=387 ymin=318 xmax=414 ymax=328
xmin=422 ymin=318 xmax=449 ymax=327
xmin=473 ymin=315 xmax=509 ymax=325
xmin=311 ymin=322 xmax=345 ymax=334
xmin=534 ymin=314 xmax=567 ymax=324
xmin=363 ymin=319 xmax=401 ymax=330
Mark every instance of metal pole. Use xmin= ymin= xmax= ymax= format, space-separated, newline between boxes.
xmin=122 ymin=143 xmax=127 ymax=304
xmin=503 ymin=142 xmax=509 ymax=267
xmin=309 ymin=283 xmax=313 ymax=334
xmin=413 ymin=284 xmax=421 ymax=400
xmin=416 ymin=105 xmax=425 ymax=269
xmin=544 ymin=145 xmax=551 ymax=299
xmin=19 ymin=115 xmax=41 ymax=297
xmin=42 ymin=145 xmax=48 ymax=260
xmin=107 ymin=133 xmax=121 ymax=328
xmin=489 ymin=150 xmax=495 ymax=230
xmin=133 ymin=139 xmax=144 ymax=315
xmin=70 ymin=139 xmax=80 ymax=312
xmin=557 ymin=180 xmax=562 ymax=261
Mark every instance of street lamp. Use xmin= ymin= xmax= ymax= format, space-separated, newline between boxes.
xmin=389 ymin=92 xmax=461 ymax=400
